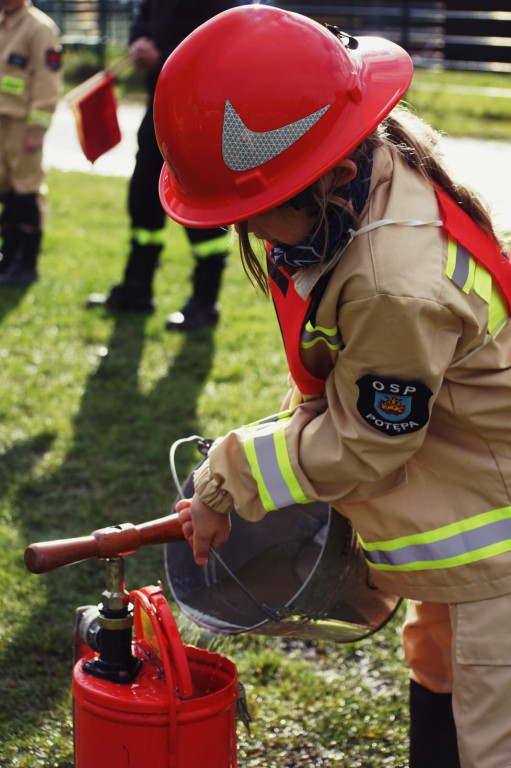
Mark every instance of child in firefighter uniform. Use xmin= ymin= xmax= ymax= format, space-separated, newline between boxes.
xmin=153 ymin=6 xmax=511 ymax=768
xmin=0 ymin=0 xmax=61 ymax=286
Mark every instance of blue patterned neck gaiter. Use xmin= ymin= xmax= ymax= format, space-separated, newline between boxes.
xmin=271 ymin=152 xmax=373 ymax=270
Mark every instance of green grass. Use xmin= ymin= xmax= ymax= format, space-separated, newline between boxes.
xmin=1 ymin=66 xmax=508 ymax=763
xmin=407 ymin=68 xmax=511 ymax=141
xmin=0 ymin=170 xmax=409 ymax=767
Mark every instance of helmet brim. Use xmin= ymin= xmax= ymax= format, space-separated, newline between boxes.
xmin=158 ymin=34 xmax=412 ymax=228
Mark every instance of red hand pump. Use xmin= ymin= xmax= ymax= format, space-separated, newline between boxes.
xmin=24 ymin=513 xmax=240 ymax=768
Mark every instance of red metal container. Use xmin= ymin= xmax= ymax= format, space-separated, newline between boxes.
xmin=73 ymin=586 xmax=238 ymax=768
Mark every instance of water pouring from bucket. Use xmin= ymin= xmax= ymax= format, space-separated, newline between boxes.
xmin=166 ymin=437 xmax=401 ymax=644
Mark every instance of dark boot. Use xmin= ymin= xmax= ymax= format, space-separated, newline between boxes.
xmin=0 ymin=225 xmax=15 ymax=275
xmin=0 ymin=192 xmax=16 ymax=275
xmin=166 ymin=252 xmax=226 ymax=331
xmin=409 ymin=679 xmax=461 ymax=768
xmin=86 ymin=241 xmax=162 ymax=313
xmin=0 ymin=229 xmax=41 ymax=287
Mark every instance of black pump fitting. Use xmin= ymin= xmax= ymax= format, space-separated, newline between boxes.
xmin=81 ymin=557 xmax=141 ymax=684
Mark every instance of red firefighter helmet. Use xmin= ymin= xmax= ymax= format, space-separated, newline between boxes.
xmin=154 ymin=4 xmax=413 ymax=228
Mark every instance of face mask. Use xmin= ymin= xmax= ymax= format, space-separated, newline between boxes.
xmin=271 ymin=152 xmax=373 ymax=270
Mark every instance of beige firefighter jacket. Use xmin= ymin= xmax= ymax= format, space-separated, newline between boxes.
xmin=0 ymin=1 xmax=61 ymax=129
xmin=194 ymin=144 xmax=511 ymax=604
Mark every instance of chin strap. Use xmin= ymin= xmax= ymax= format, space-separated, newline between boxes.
xmin=293 ymin=217 xmax=443 ymax=299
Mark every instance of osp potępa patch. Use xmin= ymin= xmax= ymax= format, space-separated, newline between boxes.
xmin=356 ymin=374 xmax=433 ymax=436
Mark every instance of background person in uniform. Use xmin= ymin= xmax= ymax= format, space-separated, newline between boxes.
xmin=154 ymin=6 xmax=511 ymax=767
xmin=0 ymin=0 xmax=61 ymax=286
xmin=87 ymin=0 xmax=234 ymax=331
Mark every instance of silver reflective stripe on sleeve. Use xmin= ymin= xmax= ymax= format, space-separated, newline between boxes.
xmin=242 ymin=411 xmax=313 ymax=511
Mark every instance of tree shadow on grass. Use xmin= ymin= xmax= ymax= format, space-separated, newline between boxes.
xmin=0 ymin=311 xmax=216 ymax=763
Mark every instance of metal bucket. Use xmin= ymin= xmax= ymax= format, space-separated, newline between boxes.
xmin=165 ymin=470 xmax=400 ymax=643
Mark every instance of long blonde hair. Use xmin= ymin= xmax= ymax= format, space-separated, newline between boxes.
xmin=238 ymin=106 xmax=503 ymax=294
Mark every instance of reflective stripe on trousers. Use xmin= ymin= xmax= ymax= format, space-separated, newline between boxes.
xmin=191 ymin=231 xmax=231 ymax=258
xmin=131 ymin=227 xmax=166 ymax=247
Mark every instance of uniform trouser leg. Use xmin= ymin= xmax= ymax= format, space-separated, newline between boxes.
xmin=0 ymin=116 xmax=45 ymax=285
xmin=128 ymin=101 xmax=231 ymax=328
xmin=123 ymin=102 xmax=166 ymax=297
xmin=87 ymin=102 xmax=165 ymax=311
xmin=128 ymin=100 xmax=166 ymax=235
xmin=404 ymin=596 xmax=511 ymax=767
xmin=449 ymin=593 xmax=511 ymax=768
xmin=186 ymin=227 xmax=229 ymax=304
xmin=166 ymin=227 xmax=230 ymax=331
xmin=403 ymin=601 xmax=460 ymax=767
xmin=0 ymin=190 xmax=15 ymax=272
xmin=403 ymin=601 xmax=454 ymax=693
xmin=95 ymin=99 xmax=231 ymax=324
xmin=409 ymin=680 xmax=461 ymax=768
xmin=0 ymin=192 xmax=42 ymax=286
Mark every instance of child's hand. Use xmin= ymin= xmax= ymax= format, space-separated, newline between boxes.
xmin=176 ymin=495 xmax=231 ymax=566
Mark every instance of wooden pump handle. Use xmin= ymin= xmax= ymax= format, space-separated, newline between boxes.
xmin=24 ymin=513 xmax=185 ymax=574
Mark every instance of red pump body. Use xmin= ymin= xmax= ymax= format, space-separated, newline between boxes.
xmin=72 ymin=585 xmax=238 ymax=768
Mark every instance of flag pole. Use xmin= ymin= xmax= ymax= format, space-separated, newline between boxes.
xmin=65 ymin=54 xmax=133 ymax=105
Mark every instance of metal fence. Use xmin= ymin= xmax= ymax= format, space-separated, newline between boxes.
xmin=33 ymin=0 xmax=137 ymax=53
xmin=278 ymin=2 xmax=511 ymax=72
xmin=33 ymin=0 xmax=511 ymax=73
xmin=284 ymin=2 xmax=445 ymax=65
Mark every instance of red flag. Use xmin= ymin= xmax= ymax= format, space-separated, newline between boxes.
xmin=70 ymin=73 xmax=121 ymax=163
xmin=66 ymin=57 xmax=131 ymax=163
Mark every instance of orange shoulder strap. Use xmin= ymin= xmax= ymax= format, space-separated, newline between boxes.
xmin=435 ymin=185 xmax=511 ymax=310
xmin=268 ymin=258 xmax=326 ymax=396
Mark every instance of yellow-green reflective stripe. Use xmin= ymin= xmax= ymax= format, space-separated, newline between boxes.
xmin=365 ymin=539 xmax=511 ymax=572
xmin=132 ymin=228 xmax=166 ymax=246
xmin=488 ymin=285 xmax=508 ymax=335
xmin=301 ymin=320 xmax=342 ymax=350
xmin=362 ymin=506 xmax=511 ymax=551
xmin=192 ymin=232 xmax=231 ymax=258
xmin=1 ymin=75 xmax=25 ymax=95
xmin=242 ymin=412 xmax=312 ymax=511
xmin=242 ymin=412 xmax=291 ymax=511
xmin=273 ymin=422 xmax=311 ymax=505
xmin=474 ymin=262 xmax=492 ymax=303
xmin=28 ymin=109 xmax=52 ymax=128
xmin=243 ymin=434 xmax=274 ymax=511
xmin=446 ymin=238 xmax=508 ymax=336
xmin=448 ymin=240 xmax=475 ymax=293
xmin=244 ymin=410 xmax=290 ymax=433
xmin=445 ymin=237 xmax=457 ymax=279
xmin=359 ymin=505 xmax=511 ymax=572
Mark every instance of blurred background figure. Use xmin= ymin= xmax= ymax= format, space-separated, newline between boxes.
xmin=0 ymin=0 xmax=62 ymax=287
xmin=87 ymin=0 xmax=235 ymax=331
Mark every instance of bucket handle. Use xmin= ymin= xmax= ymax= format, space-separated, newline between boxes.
xmin=169 ymin=436 xmax=282 ymax=624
